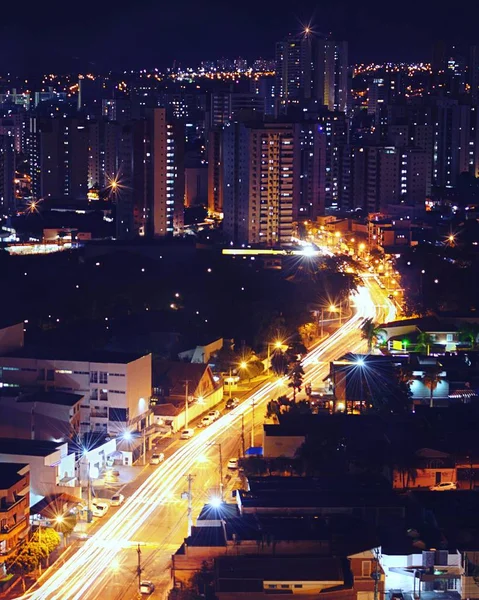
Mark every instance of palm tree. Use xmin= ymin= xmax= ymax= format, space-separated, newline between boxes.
xmin=422 ymin=364 xmax=444 ymax=408
xmin=361 ymin=318 xmax=386 ymax=351
xmin=288 ymin=361 xmax=304 ymax=401
xmin=416 ymin=331 xmax=433 ymax=355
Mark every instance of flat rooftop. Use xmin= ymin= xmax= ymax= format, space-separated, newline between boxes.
xmin=17 ymin=391 xmax=84 ymax=407
xmin=0 ymin=438 xmax=65 ymax=457
xmin=216 ymin=555 xmax=346 ymax=584
xmin=0 ymin=462 xmax=28 ymax=489
xmin=3 ymin=347 xmax=149 ymax=364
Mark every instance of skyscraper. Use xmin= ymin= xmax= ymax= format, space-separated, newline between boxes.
xmin=275 ymin=32 xmax=349 ymax=114
xmin=222 ymin=120 xmax=299 ymax=245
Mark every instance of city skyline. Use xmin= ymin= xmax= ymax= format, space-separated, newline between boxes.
xmin=3 ymin=0 xmax=479 ymax=75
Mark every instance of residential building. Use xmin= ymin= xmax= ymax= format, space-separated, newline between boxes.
xmin=151 ymin=107 xmax=185 ymax=236
xmin=207 ymin=128 xmax=223 ymax=215
xmin=0 ymin=439 xmax=76 ymax=505
xmin=28 ymin=116 xmax=89 ymax=200
xmin=0 ymin=134 xmax=15 ymax=216
xmin=0 ymin=463 xmax=29 ymax=570
xmin=184 ymin=166 xmax=208 ymax=207
xmin=0 ymin=349 xmax=152 ymax=436
xmin=151 ymin=360 xmax=223 ymax=430
xmin=222 ymin=120 xmax=299 ymax=245
xmin=87 ymin=119 xmax=120 ymax=190
xmin=275 ymin=34 xmax=348 ymax=113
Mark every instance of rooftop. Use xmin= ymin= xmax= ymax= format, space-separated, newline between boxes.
xmin=3 ymin=347 xmax=149 ymax=364
xmin=0 ymin=438 xmax=66 ymax=457
xmin=0 ymin=463 xmax=28 ymax=489
xmin=215 ymin=555 xmax=347 ymax=588
xmin=17 ymin=390 xmax=84 ymax=407
xmin=152 ymin=359 xmax=212 ymax=395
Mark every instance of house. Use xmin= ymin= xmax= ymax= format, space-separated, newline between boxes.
xmin=151 ymin=360 xmax=223 ymax=430
xmin=379 ymin=316 xmax=461 ymax=353
xmin=214 ymin=556 xmax=355 ymax=600
xmin=392 ymin=448 xmax=456 ymax=490
xmin=0 ymin=463 xmax=30 ymax=571
xmin=177 ymin=338 xmax=224 ymax=364
xmin=0 ymin=439 xmax=78 ymax=505
xmin=0 ymin=348 xmax=152 ymax=435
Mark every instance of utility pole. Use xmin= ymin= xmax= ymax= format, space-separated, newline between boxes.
xmin=184 ymin=380 xmax=190 ymax=428
xmin=136 ymin=544 xmax=142 ymax=592
xmin=218 ymin=444 xmax=224 ymax=502
xmin=373 ymin=547 xmax=380 ymax=600
xmin=251 ymin=399 xmax=255 ymax=448
xmin=186 ymin=474 xmax=193 ymax=537
xmin=228 ymin=368 xmax=232 ymax=399
xmin=241 ymin=413 xmax=245 ymax=457
xmin=142 ymin=427 xmax=146 ymax=466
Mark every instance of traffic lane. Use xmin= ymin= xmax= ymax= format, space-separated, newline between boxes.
xmin=84 ymin=441 xmax=229 ymax=600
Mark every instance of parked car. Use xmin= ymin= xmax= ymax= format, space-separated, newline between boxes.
xmin=227 ymin=458 xmax=239 ymax=470
xmin=91 ymin=501 xmax=109 ymax=517
xmin=429 ymin=481 xmax=457 ymax=491
xmin=199 ymin=416 xmax=214 ymax=428
xmin=110 ymin=493 xmax=125 ymax=507
xmin=390 ymin=592 xmax=404 ymax=600
xmin=140 ymin=581 xmax=155 ymax=595
xmin=180 ymin=428 xmax=195 ymax=440
xmin=225 ymin=398 xmax=239 ymax=410
xmin=150 ymin=453 xmax=162 ymax=465
xmin=208 ymin=410 xmax=221 ymax=421
xmin=105 ymin=469 xmax=120 ymax=482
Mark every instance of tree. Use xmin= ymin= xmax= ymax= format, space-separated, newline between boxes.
xmin=416 ymin=331 xmax=433 ymax=355
xmin=458 ymin=322 xmax=479 ymax=348
xmin=422 ymin=364 xmax=444 ymax=408
xmin=271 ymin=350 xmax=288 ymax=375
xmin=361 ymin=318 xmax=386 ymax=351
xmin=288 ymin=361 xmax=304 ymax=401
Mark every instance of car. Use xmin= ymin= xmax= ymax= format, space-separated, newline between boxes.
xmin=110 ymin=493 xmax=125 ymax=507
xmin=105 ymin=469 xmax=120 ymax=481
xmin=180 ymin=428 xmax=195 ymax=440
xmin=390 ymin=592 xmax=404 ymax=600
xmin=140 ymin=580 xmax=155 ymax=595
xmin=227 ymin=458 xmax=239 ymax=470
xmin=429 ymin=481 xmax=457 ymax=491
xmin=225 ymin=398 xmax=239 ymax=410
xmin=150 ymin=453 xmax=162 ymax=465
xmin=208 ymin=410 xmax=221 ymax=421
xmin=91 ymin=501 xmax=109 ymax=517
xmin=199 ymin=416 xmax=214 ymax=428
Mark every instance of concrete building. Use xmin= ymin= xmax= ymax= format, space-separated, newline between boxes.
xmin=0 ymin=134 xmax=15 ymax=216
xmin=28 ymin=117 xmax=89 ymax=200
xmin=0 ymin=439 xmax=76 ymax=505
xmin=222 ymin=121 xmax=299 ymax=245
xmin=0 ymin=463 xmax=29 ymax=570
xmin=87 ymin=119 xmax=120 ymax=190
xmin=185 ymin=166 xmax=208 ymax=207
xmin=0 ymin=349 xmax=152 ymax=436
xmin=151 ymin=108 xmax=185 ymax=236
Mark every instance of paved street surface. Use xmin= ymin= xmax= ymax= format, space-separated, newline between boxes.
xmin=19 ymin=277 xmax=394 ymax=600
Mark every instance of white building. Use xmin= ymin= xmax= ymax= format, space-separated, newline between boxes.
xmin=0 ymin=350 xmax=152 ymax=435
xmin=0 ymin=438 xmax=77 ymax=505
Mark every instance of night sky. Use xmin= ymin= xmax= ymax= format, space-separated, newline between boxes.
xmin=1 ymin=0 xmax=478 ymax=75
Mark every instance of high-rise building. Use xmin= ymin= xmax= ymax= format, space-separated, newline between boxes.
xmin=275 ymin=33 xmax=349 ymax=113
xmin=28 ymin=117 xmax=88 ymax=200
xmin=87 ymin=120 xmax=120 ymax=190
xmin=222 ymin=121 xmax=299 ymax=245
xmin=0 ymin=134 xmax=15 ymax=215
xmin=207 ymin=128 xmax=223 ymax=215
xmin=151 ymin=108 xmax=184 ymax=236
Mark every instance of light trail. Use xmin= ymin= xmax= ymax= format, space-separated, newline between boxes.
xmin=23 ymin=284 xmax=384 ymax=600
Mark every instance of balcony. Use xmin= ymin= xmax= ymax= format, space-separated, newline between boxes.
xmin=91 ymin=410 xmax=108 ymax=419
xmin=0 ymin=515 xmax=29 ymax=544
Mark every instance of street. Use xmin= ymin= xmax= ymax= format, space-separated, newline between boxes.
xmin=21 ymin=277 xmax=394 ymax=600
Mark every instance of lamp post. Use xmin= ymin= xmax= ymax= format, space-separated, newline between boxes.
xmin=329 ymin=303 xmax=342 ymax=326
xmin=251 ymin=399 xmax=256 ymax=448
xmin=267 ymin=340 xmax=283 ymax=374
xmin=207 ymin=442 xmax=224 ymax=502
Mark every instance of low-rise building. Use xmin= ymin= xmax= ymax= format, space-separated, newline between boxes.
xmin=0 ymin=389 xmax=83 ymax=440
xmin=0 ymin=349 xmax=152 ymax=435
xmin=0 ymin=463 xmax=29 ymax=571
xmin=0 ymin=439 xmax=77 ymax=505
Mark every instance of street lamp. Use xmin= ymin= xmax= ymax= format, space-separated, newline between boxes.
xmin=267 ymin=340 xmax=284 ymax=373
xmin=329 ymin=303 xmax=342 ymax=325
